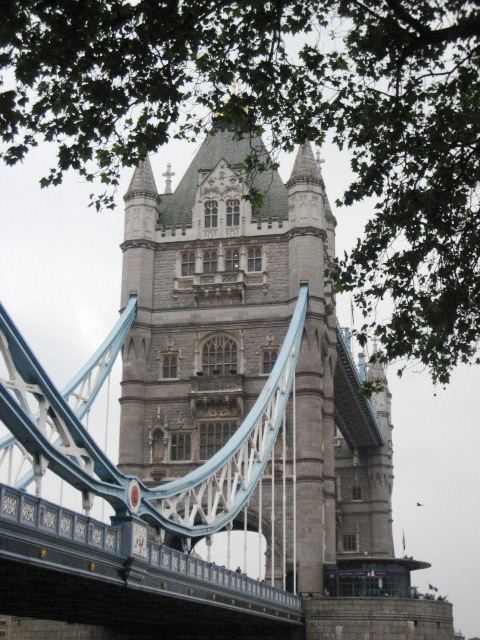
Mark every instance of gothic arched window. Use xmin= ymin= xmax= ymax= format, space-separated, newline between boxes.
xmin=199 ymin=421 xmax=238 ymax=460
xmin=247 ymin=247 xmax=262 ymax=272
xmin=152 ymin=429 xmax=165 ymax=461
xmin=203 ymin=250 xmax=218 ymax=274
xmin=204 ymin=201 xmax=218 ymax=228
xmin=225 ymin=248 xmax=240 ymax=271
xmin=226 ymin=199 xmax=240 ymax=226
xmin=202 ymin=335 xmax=238 ymax=375
xmin=181 ymin=252 xmax=195 ymax=276
xmin=171 ymin=433 xmax=191 ymax=461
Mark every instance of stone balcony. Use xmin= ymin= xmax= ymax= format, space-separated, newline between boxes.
xmin=192 ymin=271 xmax=246 ymax=304
xmin=174 ymin=270 xmax=266 ymax=305
xmin=190 ymin=373 xmax=245 ymax=418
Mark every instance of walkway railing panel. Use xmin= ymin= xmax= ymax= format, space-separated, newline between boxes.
xmin=0 ymin=481 xmax=303 ymax=616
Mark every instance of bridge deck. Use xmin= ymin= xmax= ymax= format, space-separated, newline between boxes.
xmin=0 ymin=484 xmax=302 ymax=633
xmin=334 ymin=325 xmax=385 ymax=449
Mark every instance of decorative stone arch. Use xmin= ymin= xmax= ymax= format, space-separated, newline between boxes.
xmin=151 ymin=424 xmax=166 ymax=462
xmin=197 ymin=331 xmax=243 ymax=376
xmin=190 ymin=157 xmax=252 ymax=238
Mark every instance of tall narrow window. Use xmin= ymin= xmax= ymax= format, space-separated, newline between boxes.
xmin=162 ymin=354 xmax=178 ymax=379
xmin=262 ymin=348 xmax=278 ymax=374
xmin=203 ymin=250 xmax=218 ymax=274
xmin=152 ymin=430 xmax=164 ymax=461
xmin=199 ymin=421 xmax=238 ymax=459
xmin=181 ymin=252 xmax=195 ymax=276
xmin=202 ymin=335 xmax=238 ymax=375
xmin=247 ymin=247 xmax=262 ymax=272
xmin=225 ymin=248 xmax=240 ymax=271
xmin=226 ymin=199 xmax=240 ymax=226
xmin=204 ymin=201 xmax=218 ymax=228
xmin=171 ymin=434 xmax=191 ymax=461
xmin=343 ymin=533 xmax=357 ymax=552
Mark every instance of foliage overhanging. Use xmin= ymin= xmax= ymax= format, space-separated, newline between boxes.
xmin=1 ymin=0 xmax=479 ymax=383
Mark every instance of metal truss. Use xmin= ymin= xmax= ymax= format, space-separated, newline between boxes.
xmin=139 ymin=284 xmax=308 ymax=536
xmin=0 ymin=296 xmax=137 ymax=497
xmin=0 ymin=286 xmax=308 ymax=537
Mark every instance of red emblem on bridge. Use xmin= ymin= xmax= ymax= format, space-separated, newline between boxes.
xmin=129 ymin=480 xmax=140 ymax=512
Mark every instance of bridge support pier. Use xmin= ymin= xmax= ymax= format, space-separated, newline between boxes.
xmin=302 ymin=595 xmax=454 ymax=640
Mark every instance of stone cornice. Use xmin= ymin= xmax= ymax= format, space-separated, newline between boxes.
xmin=121 ymin=239 xmax=157 ymax=251
xmin=285 ymin=227 xmax=327 ymax=241
xmin=124 ymin=191 xmax=161 ymax=203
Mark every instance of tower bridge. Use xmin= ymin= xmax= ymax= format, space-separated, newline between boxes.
xmin=0 ymin=123 xmax=455 ymax=639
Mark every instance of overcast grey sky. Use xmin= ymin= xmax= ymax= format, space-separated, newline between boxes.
xmin=1 ymin=137 xmax=479 ymax=637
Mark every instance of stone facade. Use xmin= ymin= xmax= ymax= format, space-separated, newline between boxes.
xmin=0 ymin=615 xmax=10 ymax=640
xmin=304 ymin=597 xmax=454 ymax=640
xmin=119 ymin=129 xmax=339 ymax=591
xmin=118 ymin=124 xmax=395 ymax=593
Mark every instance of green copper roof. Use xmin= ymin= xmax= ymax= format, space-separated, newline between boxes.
xmin=158 ymin=125 xmax=288 ymax=227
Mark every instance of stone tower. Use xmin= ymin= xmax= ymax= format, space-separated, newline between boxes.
xmin=5 ymin=123 xmax=454 ymax=640
xmin=118 ymin=121 xmax=396 ymax=595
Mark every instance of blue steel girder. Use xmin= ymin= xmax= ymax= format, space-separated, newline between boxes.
xmin=0 ymin=285 xmax=309 ymax=538
xmin=0 ymin=299 xmax=137 ymax=510
xmin=0 ymin=296 xmax=138 ymax=492
xmin=334 ymin=323 xmax=384 ymax=449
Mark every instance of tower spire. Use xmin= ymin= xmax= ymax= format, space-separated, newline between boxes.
xmin=368 ymin=340 xmax=388 ymax=384
xmin=125 ymin=156 xmax=158 ymax=199
xmin=288 ymin=142 xmax=323 ymax=185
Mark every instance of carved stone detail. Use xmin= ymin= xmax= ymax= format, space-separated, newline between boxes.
xmin=132 ymin=522 xmax=148 ymax=558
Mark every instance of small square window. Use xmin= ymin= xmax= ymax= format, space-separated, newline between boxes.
xmin=199 ymin=421 xmax=238 ymax=460
xmin=352 ymin=485 xmax=362 ymax=501
xmin=170 ymin=433 xmax=191 ymax=461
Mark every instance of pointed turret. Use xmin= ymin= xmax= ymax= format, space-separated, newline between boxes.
xmin=286 ymin=142 xmax=326 ymax=235
xmin=365 ymin=338 xmax=394 ymax=558
xmin=124 ymin=156 xmax=158 ymax=200
xmin=121 ymin=155 xmax=159 ymax=308
xmin=367 ymin=338 xmax=392 ymax=447
xmin=288 ymin=142 xmax=323 ymax=185
xmin=367 ymin=338 xmax=388 ymax=386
